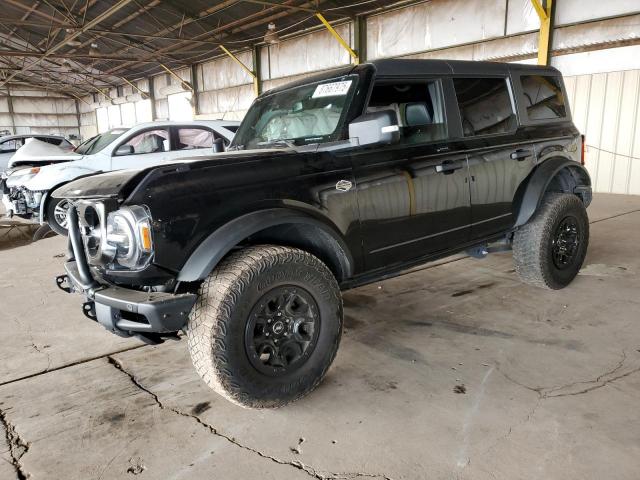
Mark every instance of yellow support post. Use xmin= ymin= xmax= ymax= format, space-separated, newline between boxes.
xmin=531 ymin=0 xmax=553 ymax=65
xmin=121 ymin=76 xmax=149 ymax=99
xmin=160 ymin=63 xmax=194 ymax=92
xmin=219 ymin=45 xmax=260 ymax=97
xmin=93 ymin=86 xmax=111 ymax=103
xmin=69 ymin=92 xmax=91 ymax=107
xmin=316 ymin=12 xmax=359 ymax=64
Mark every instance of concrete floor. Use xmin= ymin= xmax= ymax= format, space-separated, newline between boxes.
xmin=1 ymin=193 xmax=639 ymax=480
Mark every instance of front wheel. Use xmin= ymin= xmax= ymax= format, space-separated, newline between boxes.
xmin=46 ymin=197 xmax=71 ymax=236
xmin=187 ymin=245 xmax=343 ymax=408
xmin=513 ymin=193 xmax=589 ymax=289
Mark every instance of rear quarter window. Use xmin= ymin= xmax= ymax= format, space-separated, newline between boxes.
xmin=36 ymin=136 xmax=62 ymax=146
xmin=520 ymin=75 xmax=567 ymax=121
xmin=453 ymin=77 xmax=516 ymax=137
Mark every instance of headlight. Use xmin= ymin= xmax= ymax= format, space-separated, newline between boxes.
xmin=103 ymin=206 xmax=153 ymax=270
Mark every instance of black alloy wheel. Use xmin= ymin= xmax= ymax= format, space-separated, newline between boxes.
xmin=551 ymin=215 xmax=581 ymax=270
xmin=245 ymin=286 xmax=320 ymax=376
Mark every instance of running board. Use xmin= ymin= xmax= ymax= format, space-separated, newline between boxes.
xmin=466 ymin=240 xmax=512 ymax=259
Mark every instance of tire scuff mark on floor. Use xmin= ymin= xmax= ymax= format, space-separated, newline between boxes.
xmin=456 ymin=366 xmax=495 ymax=469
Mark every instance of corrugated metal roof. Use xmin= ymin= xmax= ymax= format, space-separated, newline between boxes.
xmin=0 ymin=0 xmax=410 ymax=98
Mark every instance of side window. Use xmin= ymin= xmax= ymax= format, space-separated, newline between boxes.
xmin=453 ymin=77 xmax=516 ymax=136
xmin=36 ymin=137 xmax=61 ymax=146
xmin=174 ymin=128 xmax=215 ymax=151
xmin=0 ymin=139 xmax=20 ymax=152
xmin=119 ymin=129 xmax=169 ymax=155
xmin=521 ymin=75 xmax=567 ymax=121
xmin=366 ymin=80 xmax=447 ymax=145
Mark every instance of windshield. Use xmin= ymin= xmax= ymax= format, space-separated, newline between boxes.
xmin=74 ymin=128 xmax=129 ymax=155
xmin=231 ymin=75 xmax=358 ymax=150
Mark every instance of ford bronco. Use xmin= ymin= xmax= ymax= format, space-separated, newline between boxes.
xmin=54 ymin=59 xmax=591 ymax=408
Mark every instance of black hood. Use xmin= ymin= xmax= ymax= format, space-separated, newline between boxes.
xmin=51 ymin=168 xmax=148 ymax=200
xmin=51 ymin=148 xmax=295 ymax=200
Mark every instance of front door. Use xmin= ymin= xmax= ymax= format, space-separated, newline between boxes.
xmin=110 ymin=128 xmax=170 ymax=170
xmin=350 ymin=78 xmax=472 ymax=272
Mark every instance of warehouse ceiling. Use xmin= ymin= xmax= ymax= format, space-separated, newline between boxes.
xmin=0 ymin=0 xmax=410 ymax=99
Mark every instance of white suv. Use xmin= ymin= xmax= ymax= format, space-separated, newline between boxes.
xmin=1 ymin=120 xmax=238 ymax=235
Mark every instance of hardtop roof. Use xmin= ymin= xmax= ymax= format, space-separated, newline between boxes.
xmin=371 ymin=58 xmax=560 ymax=76
xmin=263 ymin=58 xmax=561 ymax=96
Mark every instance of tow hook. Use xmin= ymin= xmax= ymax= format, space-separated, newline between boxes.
xmin=55 ymin=274 xmax=71 ymax=293
xmin=82 ymin=301 xmax=97 ymax=321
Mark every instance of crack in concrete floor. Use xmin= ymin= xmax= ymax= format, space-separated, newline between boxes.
xmin=2 ymin=204 xmax=640 ymax=479
xmin=0 ymin=407 xmax=30 ymax=480
xmin=496 ymin=349 xmax=640 ymax=399
xmin=107 ymin=356 xmax=394 ymax=480
xmin=463 ymin=350 xmax=640 ymax=473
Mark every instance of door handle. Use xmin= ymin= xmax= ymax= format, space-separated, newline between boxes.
xmin=510 ymin=149 xmax=533 ymax=161
xmin=435 ymin=160 xmax=463 ymax=175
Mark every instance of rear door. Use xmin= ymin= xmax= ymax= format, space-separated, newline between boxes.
xmin=452 ymin=76 xmax=536 ymax=239
xmin=168 ymin=126 xmax=219 ymax=160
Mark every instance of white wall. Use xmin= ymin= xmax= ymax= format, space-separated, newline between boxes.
xmin=0 ymin=88 xmax=80 ymax=139
xmin=196 ymin=51 xmax=255 ymax=120
xmin=565 ymin=68 xmax=640 ymax=195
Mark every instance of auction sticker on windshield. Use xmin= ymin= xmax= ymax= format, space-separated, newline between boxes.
xmin=312 ymin=80 xmax=352 ymax=98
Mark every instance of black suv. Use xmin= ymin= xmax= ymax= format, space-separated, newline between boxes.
xmin=55 ymin=59 xmax=591 ymax=408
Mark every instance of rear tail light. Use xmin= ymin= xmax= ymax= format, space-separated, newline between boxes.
xmin=580 ymin=134 xmax=586 ymax=165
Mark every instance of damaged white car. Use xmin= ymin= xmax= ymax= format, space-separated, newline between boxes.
xmin=0 ymin=133 xmax=75 ymax=170
xmin=1 ymin=120 xmax=238 ymax=235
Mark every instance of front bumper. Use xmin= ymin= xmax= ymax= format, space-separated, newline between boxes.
xmin=59 ymin=206 xmax=197 ymax=341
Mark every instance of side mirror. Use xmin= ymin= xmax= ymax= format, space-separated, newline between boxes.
xmin=349 ymin=110 xmax=400 ymax=147
xmin=114 ymin=144 xmax=134 ymax=156
xmin=212 ymin=138 xmax=225 ymax=153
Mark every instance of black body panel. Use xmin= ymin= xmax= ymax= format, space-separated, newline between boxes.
xmin=57 ymin=59 xmax=590 ymax=326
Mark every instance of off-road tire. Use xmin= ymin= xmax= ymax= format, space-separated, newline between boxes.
xmin=187 ymin=245 xmax=343 ymax=408
xmin=513 ymin=193 xmax=589 ymax=289
xmin=46 ymin=197 xmax=70 ymax=236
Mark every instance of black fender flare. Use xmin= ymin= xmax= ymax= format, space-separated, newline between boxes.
xmin=514 ymin=157 xmax=591 ymax=228
xmin=177 ymin=208 xmax=355 ymax=282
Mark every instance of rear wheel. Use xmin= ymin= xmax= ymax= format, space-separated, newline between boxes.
xmin=187 ymin=245 xmax=343 ymax=408
xmin=46 ymin=197 xmax=70 ymax=236
xmin=513 ymin=193 xmax=589 ymax=289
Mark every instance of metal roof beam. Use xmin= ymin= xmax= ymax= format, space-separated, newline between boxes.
xmin=0 ymin=0 xmax=134 ymax=89
xmin=84 ymin=0 xmax=239 ymax=72
xmin=101 ymin=0 xmax=325 ymax=75
xmin=0 ymin=49 xmax=167 ymax=63
xmin=241 ymin=0 xmax=317 ymax=13
xmin=4 ymin=0 xmax=74 ymax=26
